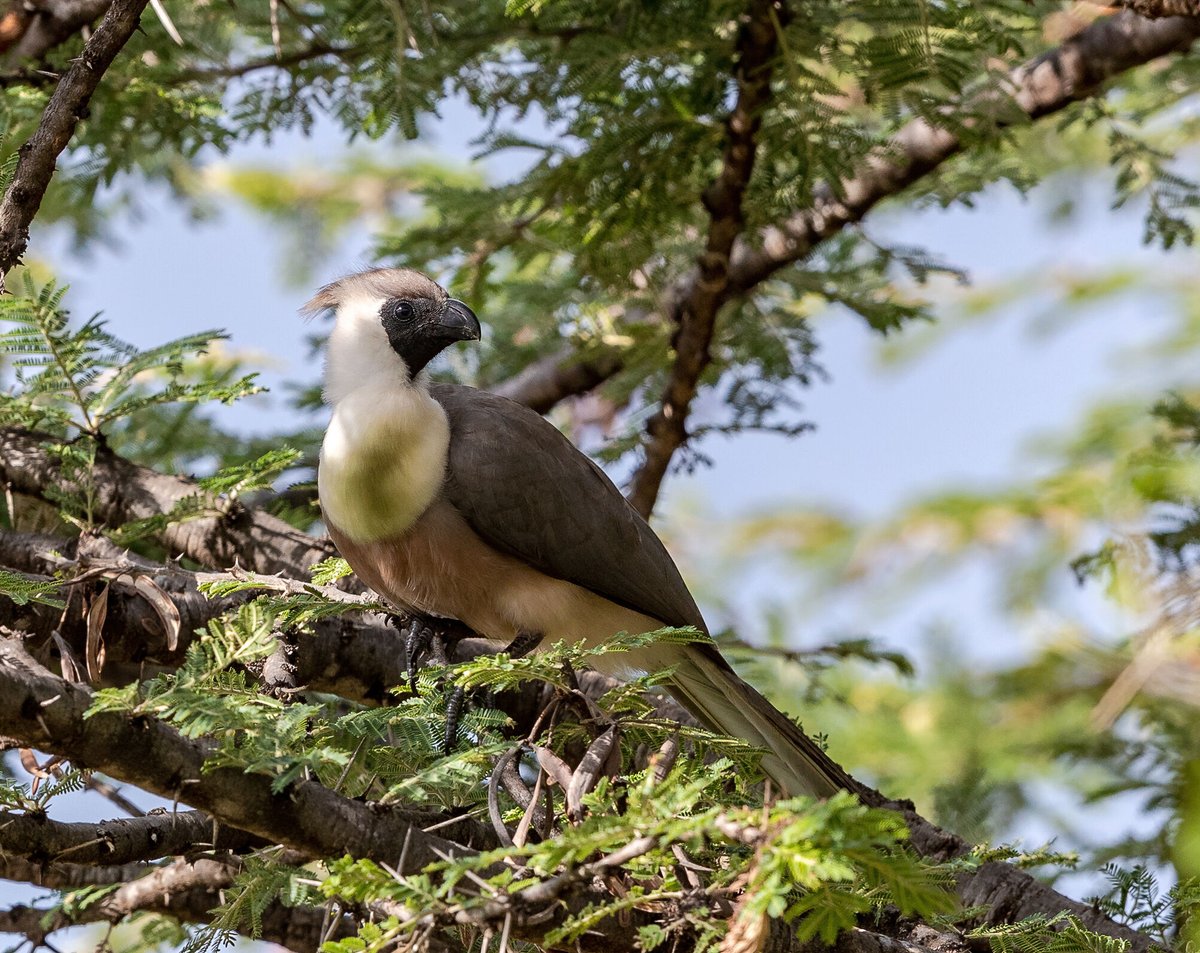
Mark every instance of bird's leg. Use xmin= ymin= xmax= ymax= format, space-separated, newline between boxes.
xmin=440 ymin=632 xmax=540 ymax=751
xmin=397 ymin=615 xmax=451 ymax=692
xmin=392 ymin=613 xmax=469 ymax=751
xmin=393 ymin=618 xmax=541 ymax=752
xmin=403 ymin=620 xmax=431 ymax=692
xmin=444 ymin=685 xmax=466 ymax=753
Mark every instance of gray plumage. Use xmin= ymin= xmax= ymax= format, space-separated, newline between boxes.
xmin=432 ymin=383 xmax=706 ymax=632
xmin=315 ymin=267 xmax=854 ymax=798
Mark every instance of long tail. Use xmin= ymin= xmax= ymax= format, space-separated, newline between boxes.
xmin=656 ymin=643 xmax=855 ymax=798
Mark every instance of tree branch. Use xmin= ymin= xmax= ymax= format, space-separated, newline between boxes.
xmin=788 ymin=925 xmax=966 ymax=953
xmin=0 ymin=428 xmax=337 ymax=574
xmin=170 ymin=41 xmax=362 ymax=83
xmin=0 ymin=625 xmax=1156 ymax=952
xmin=1108 ymin=0 xmax=1200 ymax=17
xmin=0 ymin=0 xmax=112 ymax=67
xmin=489 ymin=346 xmax=624 ymax=414
xmin=0 ymin=639 xmax=681 ymax=953
xmin=625 ymin=0 xmax=784 ymax=518
xmin=0 ymin=806 xmax=263 ymax=867
xmin=626 ymin=9 xmax=1200 ymax=517
xmin=0 ymin=457 xmax=1157 ymax=951
xmin=0 ymin=638 xmax=494 ymax=867
xmin=0 ymin=0 xmax=149 ymax=280
xmin=0 ymin=855 xmax=359 ymax=953
xmin=727 ymin=11 xmax=1200 ymax=294
xmin=0 ymin=857 xmax=234 ymax=935
xmin=1 ymin=853 xmax=158 ymax=890
xmin=0 ymin=528 xmax=410 ymax=702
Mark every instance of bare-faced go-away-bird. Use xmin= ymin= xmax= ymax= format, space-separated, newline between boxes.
xmin=310 ymin=267 xmax=854 ymax=798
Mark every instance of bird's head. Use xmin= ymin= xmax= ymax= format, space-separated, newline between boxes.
xmin=304 ymin=267 xmax=480 ymax=401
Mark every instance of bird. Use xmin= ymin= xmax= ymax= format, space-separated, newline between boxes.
xmin=309 ymin=267 xmax=854 ymax=798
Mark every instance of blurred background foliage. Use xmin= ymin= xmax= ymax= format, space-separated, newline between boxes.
xmin=3 ymin=0 xmax=1200 ymax=935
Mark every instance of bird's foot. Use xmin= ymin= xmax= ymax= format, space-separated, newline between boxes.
xmin=389 ymin=617 xmax=543 ymax=752
xmin=393 ymin=614 xmax=457 ymax=691
xmin=391 ymin=613 xmax=472 ymax=752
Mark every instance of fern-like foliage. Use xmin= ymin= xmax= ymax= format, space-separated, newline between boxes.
xmin=0 ymin=766 xmax=88 ymax=813
xmin=968 ymin=914 xmax=1132 ymax=953
xmin=183 ymin=855 xmax=317 ymax=953
xmin=321 ymin=779 xmax=957 ymax=953
xmin=1089 ymin=864 xmax=1200 ymax=947
xmin=77 ymin=598 xmax=963 ymax=952
xmin=0 ymin=274 xmax=261 ymax=437
xmin=0 ymin=567 xmax=65 ymax=607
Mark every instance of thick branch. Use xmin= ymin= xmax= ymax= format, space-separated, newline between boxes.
xmin=0 ymin=428 xmax=337 ymax=574
xmin=786 ymin=924 xmax=965 ymax=953
xmin=0 ymin=0 xmax=112 ymax=66
xmin=0 ymin=527 xmax=1158 ymax=949
xmin=0 ymin=857 xmax=234 ymax=936
xmin=1 ymin=853 xmax=157 ymax=889
xmin=489 ymin=347 xmax=624 ymax=414
xmin=0 ymin=0 xmax=148 ymax=278
xmin=625 ymin=0 xmax=783 ymax=518
xmin=1111 ymin=0 xmax=1200 ymax=17
xmin=0 ymin=807 xmax=262 ymax=867
xmin=0 ymin=855 xmax=358 ymax=953
xmin=0 ymin=493 xmax=1157 ymax=950
xmin=0 ymin=639 xmax=679 ymax=953
xmin=0 ymin=628 xmax=1156 ymax=952
xmin=0 ymin=528 xmax=407 ymax=702
xmin=0 ymin=638 xmax=493 ymax=868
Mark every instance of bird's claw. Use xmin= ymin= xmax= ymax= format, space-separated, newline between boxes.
xmin=392 ymin=617 xmax=542 ymax=753
xmin=403 ymin=618 xmax=434 ymax=692
xmin=393 ymin=614 xmax=469 ymax=751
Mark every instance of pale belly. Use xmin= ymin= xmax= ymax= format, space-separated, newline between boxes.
xmin=327 ymin=499 xmax=665 ymax=674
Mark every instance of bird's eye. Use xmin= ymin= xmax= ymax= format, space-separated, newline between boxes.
xmin=385 ymin=299 xmax=416 ymax=322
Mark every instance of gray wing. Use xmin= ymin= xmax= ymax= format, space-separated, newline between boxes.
xmin=428 ymin=382 xmax=707 ymax=632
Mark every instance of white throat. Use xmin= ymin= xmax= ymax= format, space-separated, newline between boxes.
xmin=318 ymin=296 xmax=451 ymax=542
xmin=323 ymin=296 xmax=410 ymax=403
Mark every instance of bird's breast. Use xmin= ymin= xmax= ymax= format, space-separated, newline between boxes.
xmin=318 ymin=384 xmax=450 ymax=543
xmin=328 ymin=500 xmax=665 ymax=660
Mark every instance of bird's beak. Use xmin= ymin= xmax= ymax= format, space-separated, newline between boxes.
xmin=437 ymin=299 xmax=482 ymax=342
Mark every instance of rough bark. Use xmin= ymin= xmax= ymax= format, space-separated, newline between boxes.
xmin=1 ymin=854 xmax=159 ymax=889
xmin=0 ymin=528 xmax=408 ymax=701
xmin=626 ymin=0 xmax=784 ymax=518
xmin=0 ymin=615 xmax=1155 ymax=953
xmin=0 ymin=638 xmax=493 ymax=867
xmin=0 ymin=443 xmax=1159 ymax=953
xmin=0 ymin=0 xmax=114 ymax=66
xmin=1112 ymin=0 xmax=1200 ymax=17
xmin=0 ymin=806 xmax=263 ymax=867
xmin=0 ymin=855 xmax=360 ymax=953
xmin=787 ymin=925 xmax=968 ymax=953
xmin=0 ymin=428 xmax=338 ymax=574
xmin=728 ymin=10 xmax=1200 ymax=296
xmin=490 ymin=347 xmax=624 ymax=414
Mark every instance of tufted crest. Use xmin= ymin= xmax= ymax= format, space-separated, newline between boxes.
xmin=301 ymin=267 xmax=448 ymax=316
